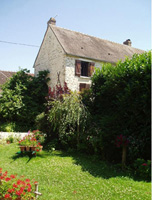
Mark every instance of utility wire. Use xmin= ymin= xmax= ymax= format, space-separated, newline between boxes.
xmin=0 ymin=40 xmax=40 ymax=47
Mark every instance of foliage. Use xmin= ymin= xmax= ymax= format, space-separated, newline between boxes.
xmin=0 ymin=121 xmax=30 ymax=132
xmin=47 ymin=92 xmax=89 ymax=149
xmin=83 ymin=51 xmax=151 ymax=162
xmin=133 ymin=158 xmax=151 ymax=181
xmin=0 ymin=144 xmax=151 ymax=199
xmin=0 ymin=69 xmax=49 ymax=130
xmin=0 ymin=168 xmax=36 ymax=199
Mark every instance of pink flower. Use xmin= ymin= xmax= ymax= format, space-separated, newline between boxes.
xmin=142 ymin=163 xmax=147 ymax=166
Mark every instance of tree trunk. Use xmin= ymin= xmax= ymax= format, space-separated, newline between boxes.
xmin=122 ymin=145 xmax=127 ymax=170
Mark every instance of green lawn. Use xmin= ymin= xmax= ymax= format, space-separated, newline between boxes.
xmin=0 ymin=143 xmax=151 ymax=200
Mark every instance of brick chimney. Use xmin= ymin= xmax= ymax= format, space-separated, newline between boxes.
xmin=123 ymin=39 xmax=132 ymax=46
xmin=47 ymin=17 xmax=56 ymax=26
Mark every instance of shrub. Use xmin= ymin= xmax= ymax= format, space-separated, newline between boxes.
xmin=133 ymin=158 xmax=151 ymax=181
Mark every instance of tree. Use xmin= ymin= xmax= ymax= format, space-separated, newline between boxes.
xmin=0 ymin=69 xmax=49 ymax=130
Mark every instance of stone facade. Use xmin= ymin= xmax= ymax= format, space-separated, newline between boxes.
xmin=34 ymin=27 xmax=65 ymax=88
xmin=65 ymin=55 xmax=102 ymax=91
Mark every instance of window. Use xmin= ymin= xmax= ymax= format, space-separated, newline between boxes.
xmin=75 ymin=60 xmax=95 ymax=77
xmin=81 ymin=61 xmax=89 ymax=76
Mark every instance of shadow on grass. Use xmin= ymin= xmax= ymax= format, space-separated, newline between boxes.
xmin=11 ymin=151 xmax=50 ymax=164
xmin=51 ymin=150 xmax=150 ymax=182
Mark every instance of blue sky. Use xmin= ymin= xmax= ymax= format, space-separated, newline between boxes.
xmin=0 ymin=0 xmax=151 ymax=73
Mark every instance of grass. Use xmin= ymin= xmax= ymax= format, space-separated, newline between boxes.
xmin=0 ymin=143 xmax=151 ymax=200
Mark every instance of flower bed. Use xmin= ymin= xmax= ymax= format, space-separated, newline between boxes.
xmin=0 ymin=168 xmax=38 ymax=199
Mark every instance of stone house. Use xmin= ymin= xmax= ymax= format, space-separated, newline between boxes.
xmin=33 ymin=18 xmax=144 ymax=91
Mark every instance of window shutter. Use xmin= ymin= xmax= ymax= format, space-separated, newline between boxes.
xmin=79 ymin=83 xmax=90 ymax=91
xmin=79 ymin=83 xmax=86 ymax=91
xmin=86 ymin=84 xmax=90 ymax=89
xmin=88 ymin=62 xmax=95 ymax=77
xmin=75 ymin=60 xmax=81 ymax=77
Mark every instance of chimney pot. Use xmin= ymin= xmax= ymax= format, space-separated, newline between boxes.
xmin=47 ymin=17 xmax=56 ymax=26
xmin=123 ymin=39 xmax=132 ymax=46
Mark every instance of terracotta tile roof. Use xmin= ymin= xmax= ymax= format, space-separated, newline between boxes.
xmin=0 ymin=70 xmax=34 ymax=88
xmin=50 ymin=25 xmax=144 ymax=63
xmin=0 ymin=71 xmax=16 ymax=86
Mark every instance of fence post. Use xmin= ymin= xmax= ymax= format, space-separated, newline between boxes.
xmin=0 ymin=173 xmax=2 ymax=185
xmin=34 ymin=182 xmax=42 ymax=199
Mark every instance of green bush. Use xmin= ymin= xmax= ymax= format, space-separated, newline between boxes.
xmin=83 ymin=51 xmax=151 ymax=162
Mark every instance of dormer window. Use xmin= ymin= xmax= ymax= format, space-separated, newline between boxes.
xmin=75 ymin=60 xmax=95 ymax=77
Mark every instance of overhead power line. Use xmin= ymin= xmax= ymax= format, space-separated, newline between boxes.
xmin=0 ymin=40 xmax=40 ymax=47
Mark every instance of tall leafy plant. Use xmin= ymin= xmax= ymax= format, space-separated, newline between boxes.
xmin=47 ymin=92 xmax=89 ymax=149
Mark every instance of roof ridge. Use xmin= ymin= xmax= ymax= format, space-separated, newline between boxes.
xmin=50 ymin=25 xmax=144 ymax=52
xmin=0 ymin=70 xmax=16 ymax=73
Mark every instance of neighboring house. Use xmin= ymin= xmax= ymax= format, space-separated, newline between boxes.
xmin=33 ymin=18 xmax=144 ymax=91
xmin=0 ymin=70 xmax=34 ymax=93
xmin=0 ymin=71 xmax=16 ymax=93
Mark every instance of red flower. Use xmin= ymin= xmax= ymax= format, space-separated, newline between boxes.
xmin=10 ymin=174 xmax=16 ymax=179
xmin=27 ymin=187 xmax=31 ymax=192
xmin=3 ymin=171 xmax=8 ymax=176
xmin=16 ymin=190 xmax=22 ymax=196
xmin=5 ymin=177 xmax=11 ymax=182
xmin=17 ymin=179 xmax=23 ymax=185
xmin=0 ymin=176 xmax=4 ymax=180
xmin=36 ymin=149 xmax=39 ymax=152
xmin=8 ymin=188 xmax=15 ymax=193
xmin=34 ymin=181 xmax=38 ymax=184
xmin=13 ymin=183 xmax=18 ymax=188
xmin=27 ymin=183 xmax=31 ymax=188
xmin=4 ymin=193 xmax=10 ymax=198
xmin=25 ymin=179 xmax=30 ymax=182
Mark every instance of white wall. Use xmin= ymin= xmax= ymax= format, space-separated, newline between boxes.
xmin=0 ymin=132 xmax=28 ymax=140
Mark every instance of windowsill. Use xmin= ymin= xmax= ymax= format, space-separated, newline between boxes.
xmin=79 ymin=76 xmax=90 ymax=79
